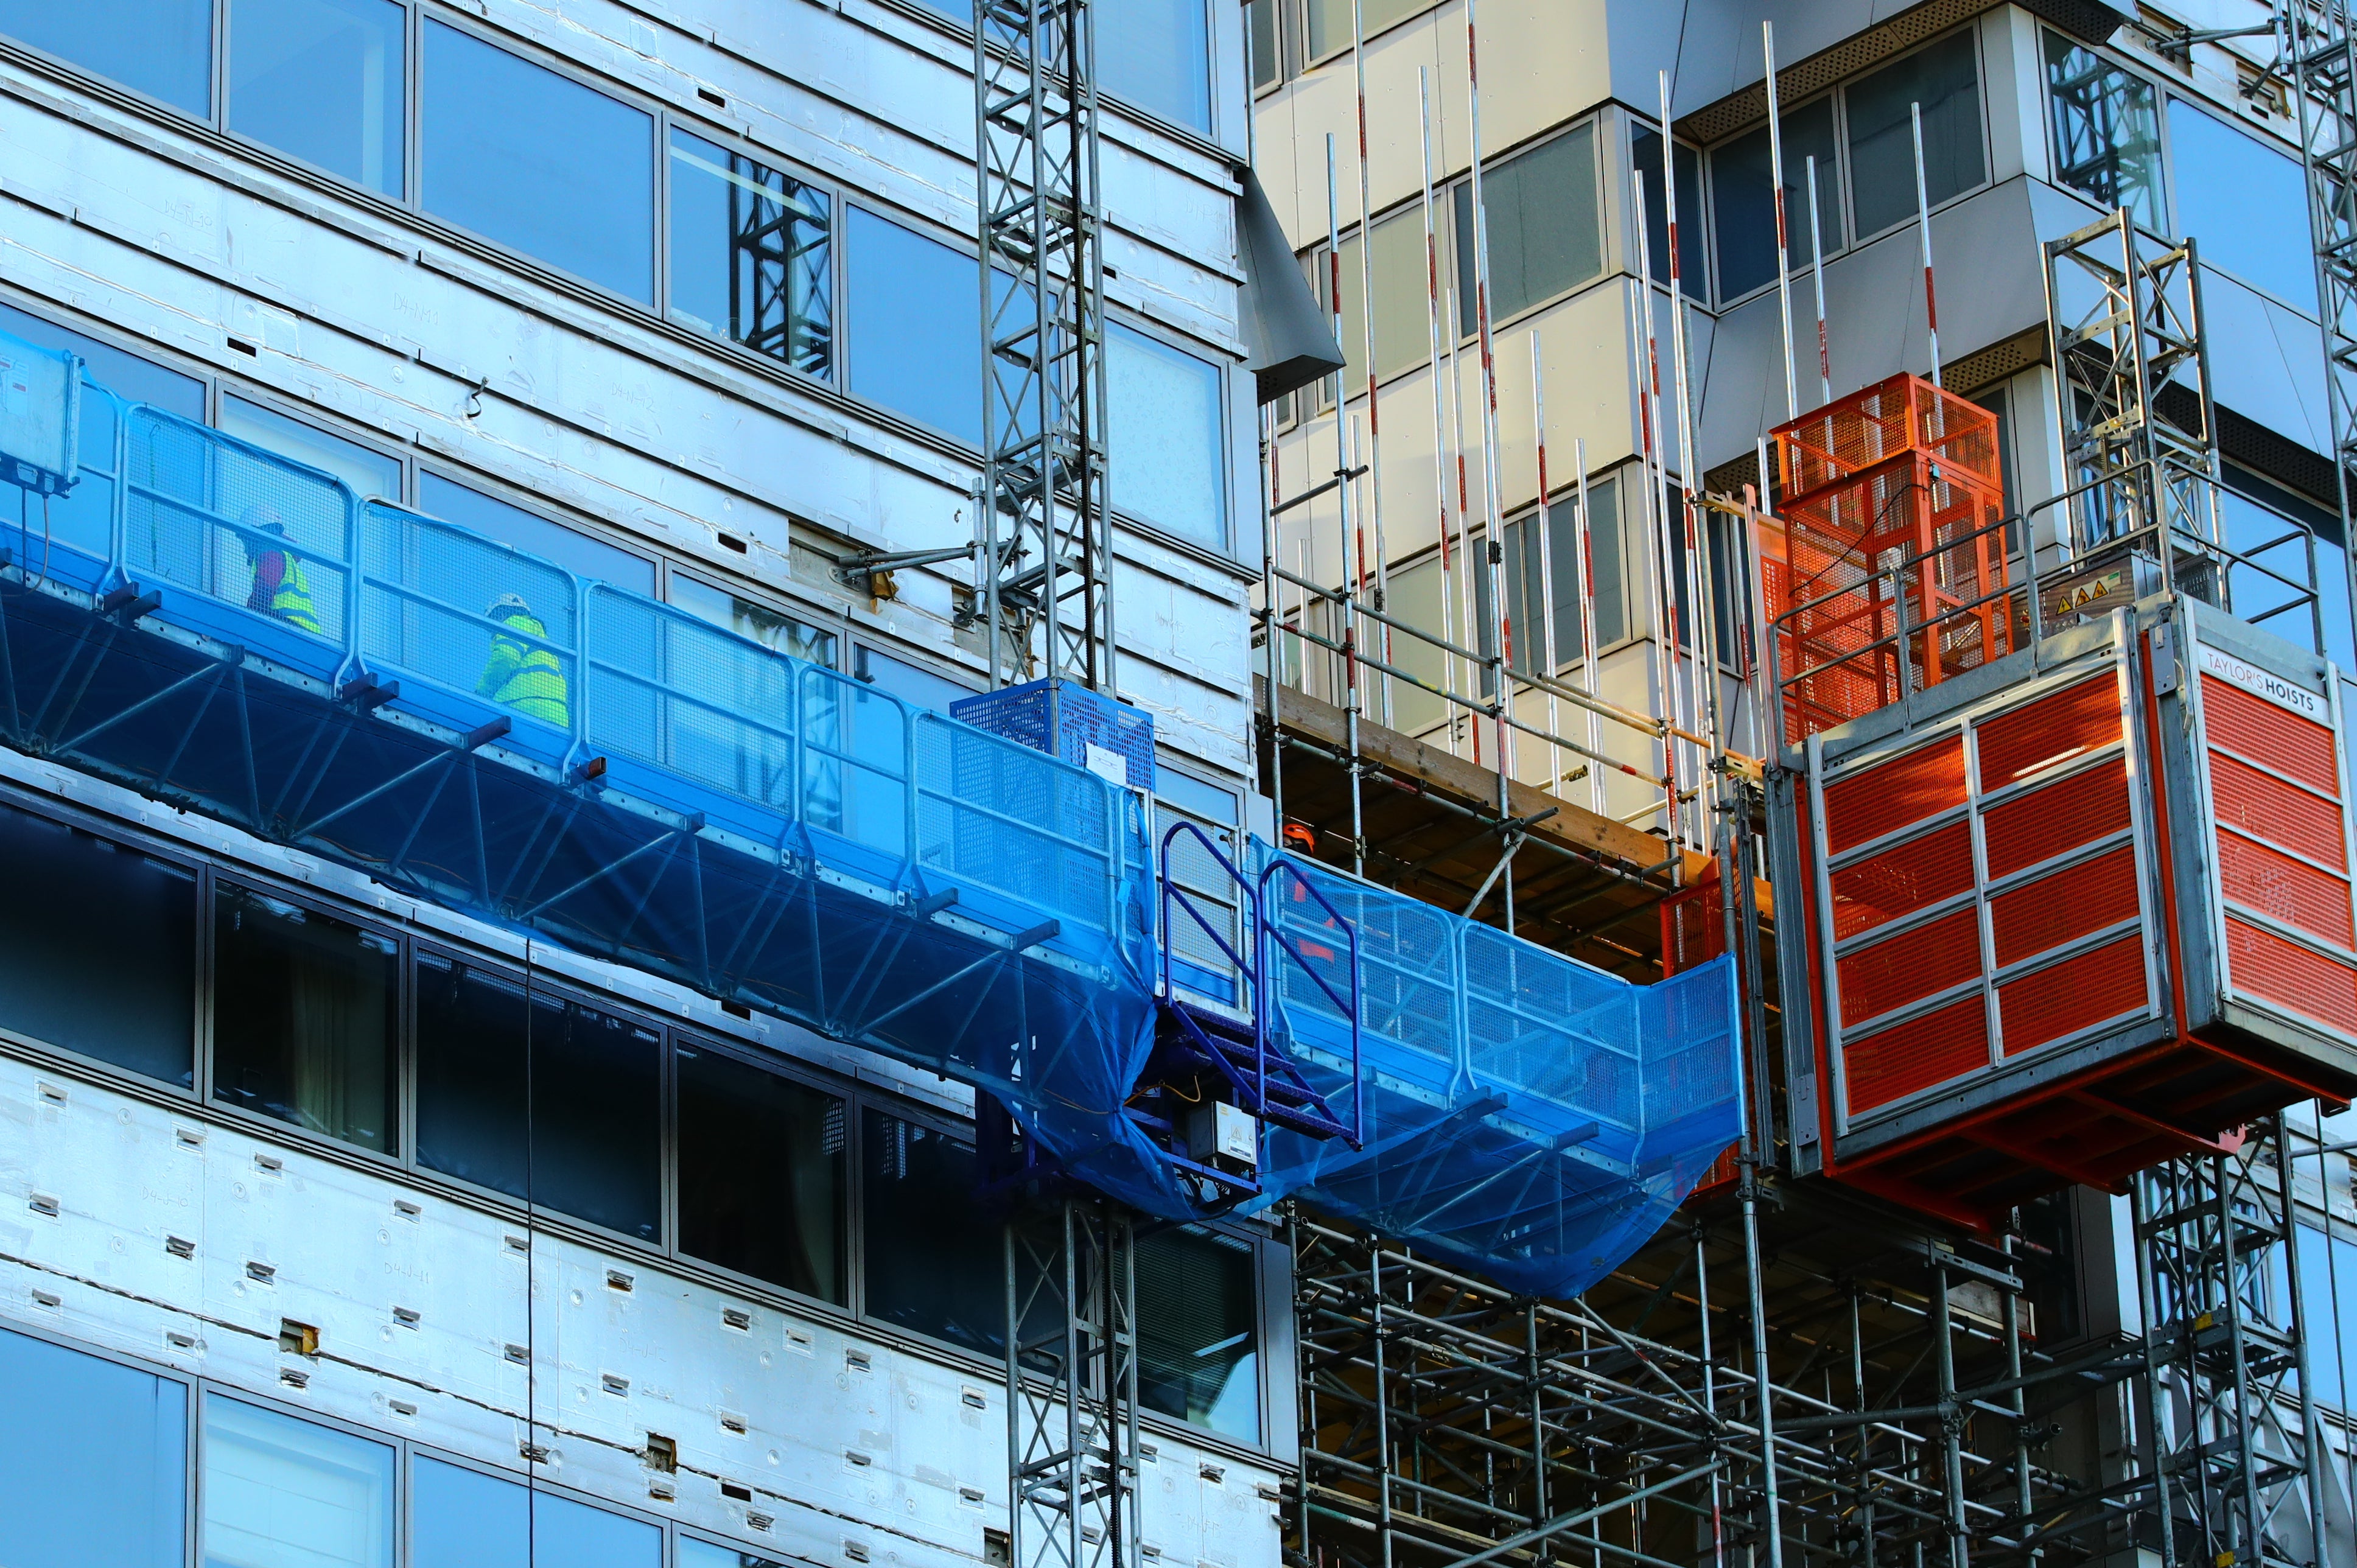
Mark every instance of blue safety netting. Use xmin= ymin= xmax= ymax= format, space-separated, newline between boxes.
xmin=0 ymin=334 xmax=1742 ymax=1289
xmin=1250 ymin=850 xmax=1742 ymax=1299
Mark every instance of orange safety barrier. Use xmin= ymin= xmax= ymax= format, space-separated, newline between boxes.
xmin=1766 ymin=374 xmax=2012 ymax=744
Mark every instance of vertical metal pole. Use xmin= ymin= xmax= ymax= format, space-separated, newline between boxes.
xmin=1351 ymin=0 xmax=1391 ymax=727
xmin=1931 ymin=1267 xmax=1968 ymax=1568
xmin=1466 ymin=0 xmax=1515 ymax=828
xmin=1532 ymin=335 xmax=1563 ymax=791
xmin=1805 ymin=153 xmax=1832 ymax=406
xmin=1263 ymin=404 xmax=1284 ymax=831
xmin=1419 ymin=68 xmax=1462 ymax=757
xmin=1910 ymin=102 xmax=1942 ymax=387
xmin=1659 ymin=72 xmax=1709 ymax=844
xmin=1572 ymin=441 xmax=1606 ymax=816
xmin=1631 ymin=180 xmax=1679 ymax=853
xmin=1326 ymin=135 xmax=1364 ymax=877
xmin=1764 ymin=23 xmax=1799 ymax=425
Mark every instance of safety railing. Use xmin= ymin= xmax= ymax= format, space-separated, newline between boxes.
xmin=30 ymin=393 xmax=1142 ymax=962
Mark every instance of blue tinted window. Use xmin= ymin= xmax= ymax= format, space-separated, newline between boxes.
xmin=419 ymin=473 xmax=654 ymax=595
xmin=2168 ymin=98 xmax=2316 ymax=314
xmin=1099 ymin=0 xmax=1211 ymax=132
xmin=0 ymin=1326 xmax=186 ymax=1568
xmin=422 ymin=22 xmax=656 ymax=303
xmin=853 ymin=645 xmax=970 ymax=714
xmin=681 ymin=1541 xmax=793 ymax=1568
xmin=1845 ymin=30 xmax=1984 ymax=237
xmin=863 ymin=1109 xmax=1004 ymax=1353
xmin=0 ymin=303 xmax=205 ymax=419
xmin=846 ymin=209 xmax=981 ymax=443
xmin=1107 ymin=324 xmax=1225 ymax=547
xmin=413 ymin=1457 xmax=662 ymax=1568
xmin=670 ymin=130 xmax=832 ymax=379
xmin=220 ymin=396 xmax=403 ymax=502
xmin=203 ymin=1397 xmax=394 ymax=1568
xmin=0 ymin=1 xmax=212 ymax=114
xmin=1628 ymin=130 xmax=1705 ymax=302
xmin=229 ymin=0 xmax=406 ymax=195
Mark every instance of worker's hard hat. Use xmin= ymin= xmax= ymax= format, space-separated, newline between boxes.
xmin=487 ymin=592 xmax=531 ymax=618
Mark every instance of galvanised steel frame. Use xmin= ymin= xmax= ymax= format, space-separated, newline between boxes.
xmin=973 ymin=0 xmax=1113 ymax=690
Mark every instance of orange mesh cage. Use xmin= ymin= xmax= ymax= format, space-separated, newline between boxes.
xmin=1768 ymin=374 xmax=2012 ymax=745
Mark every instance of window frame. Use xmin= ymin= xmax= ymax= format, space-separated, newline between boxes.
xmin=1832 ymin=22 xmax=1994 ymax=250
xmin=1701 ymin=86 xmax=1845 ymax=310
xmin=1104 ymin=310 xmax=1236 ymax=553
xmin=1292 ymin=0 xmax=1442 ymax=77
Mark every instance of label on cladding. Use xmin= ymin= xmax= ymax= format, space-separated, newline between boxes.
xmin=2199 ymin=643 xmax=2327 ymax=721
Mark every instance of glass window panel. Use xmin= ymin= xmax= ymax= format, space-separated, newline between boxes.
xmin=1338 ymin=207 xmax=1449 ymax=391
xmin=1304 ymin=0 xmax=1428 ymax=58
xmin=212 ymin=886 xmax=399 ymax=1154
xmin=229 ymin=0 xmax=405 ymax=196
xmin=862 ymin=1109 xmax=1004 ymax=1354
xmin=0 ymin=0 xmax=212 ymax=114
xmin=418 ymin=473 xmax=654 ymax=596
xmin=2166 ymin=97 xmax=2317 ymax=313
xmin=0 ymin=800 xmax=195 ymax=1085
xmin=1629 ymin=129 xmax=1706 ymax=303
xmin=0 ymin=1325 xmax=187 ymax=1568
xmin=670 ymin=575 xmax=838 ymax=665
xmin=415 ymin=956 xmax=663 ymax=1239
xmin=1157 ymin=768 xmax=1238 ymax=823
xmin=1098 ymin=0 xmax=1210 ymax=132
xmin=410 ymin=1458 xmax=660 ymax=1568
xmin=680 ymin=1541 xmax=794 ymax=1568
xmin=854 ymin=644 xmax=971 ymax=714
xmin=422 ymin=21 xmax=656 ymax=304
xmin=0 ymin=303 xmax=206 ymax=419
xmin=1583 ymin=474 xmax=1628 ymax=649
xmin=2294 ymin=1223 xmax=2357 ymax=1410
xmin=1846 ymin=30 xmax=1985 ymax=238
xmin=1250 ymin=0 xmax=1280 ymax=91
xmin=1452 ymin=125 xmax=1602 ymax=326
xmin=1379 ymin=553 xmax=1455 ymax=736
xmin=2219 ymin=469 xmax=2355 ymax=671
xmin=201 ymin=1397 xmax=394 ymax=1568
xmin=668 ymin=130 xmax=833 ymax=380
xmin=1108 ymin=324 xmax=1227 ymax=547
xmin=678 ymin=1043 xmax=848 ymax=1301
xmin=2044 ymin=33 xmax=2163 ymax=231
xmin=1138 ymin=1228 xmax=1259 ymax=1442
xmin=1711 ymin=97 xmax=1841 ymax=301
xmin=220 ymin=396 xmax=402 ymax=503
xmin=845 ymin=209 xmax=982 ymax=444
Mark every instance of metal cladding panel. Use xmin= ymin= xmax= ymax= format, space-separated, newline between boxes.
xmin=1805 ymin=621 xmax=2170 ymax=1147
xmin=2165 ymin=608 xmax=2357 ymax=1065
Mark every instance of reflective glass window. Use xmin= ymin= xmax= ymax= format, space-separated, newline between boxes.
xmin=422 ymin=21 xmax=656 ymax=304
xmin=2293 ymin=1223 xmax=2357 ymax=1409
xmin=202 ymin=1397 xmax=394 ymax=1568
xmin=670 ymin=575 xmax=838 ymax=665
xmin=1138 ymin=1228 xmax=1259 ymax=1442
xmin=1631 ymin=128 xmax=1706 ymax=301
xmin=678 ymin=1043 xmax=849 ymax=1302
xmin=415 ymin=956 xmax=664 ymax=1240
xmin=0 ymin=802 xmax=195 ymax=1085
xmin=2221 ymin=465 xmax=2354 ymax=671
xmin=863 ymin=1109 xmax=1004 ymax=1353
xmin=1098 ymin=0 xmax=1210 ymax=132
xmin=2044 ymin=33 xmax=2163 ymax=231
xmin=0 ymin=1 xmax=212 ymax=115
xmin=229 ymin=0 xmax=406 ymax=196
xmin=1334 ymin=206 xmax=1441 ymax=390
xmin=0 ymin=1325 xmax=186 ymax=1568
xmin=1846 ymin=30 xmax=1984 ymax=238
xmin=846 ymin=209 xmax=981 ymax=444
xmin=212 ymin=886 xmax=399 ymax=1154
xmin=419 ymin=473 xmax=654 ymax=595
xmin=412 ymin=1457 xmax=662 ymax=1568
xmin=0 ymin=303 xmax=206 ymax=419
xmin=853 ymin=644 xmax=970 ymax=715
xmin=669 ymin=130 xmax=833 ymax=379
xmin=1108 ymin=324 xmax=1227 ymax=547
xmin=220 ymin=396 xmax=403 ymax=503
xmin=2166 ymin=97 xmax=2316 ymax=313
xmin=1452 ymin=124 xmax=1602 ymax=325
xmin=1250 ymin=0 xmax=1280 ymax=91
xmin=1711 ymin=96 xmax=1841 ymax=301
xmin=681 ymin=1541 xmax=794 ymax=1568
xmin=1303 ymin=0 xmax=1427 ymax=58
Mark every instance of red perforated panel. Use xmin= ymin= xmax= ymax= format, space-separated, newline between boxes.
xmin=1831 ymin=821 xmax=1974 ymax=942
xmin=2226 ymin=917 xmax=2357 ymax=1037
xmin=1975 ymin=674 xmax=2121 ymax=789
xmin=1823 ymin=735 xmax=1967 ymax=854
xmin=2208 ymin=751 xmax=2348 ymax=870
xmin=2216 ymin=830 xmax=2356 ymax=950
xmin=1989 ymin=845 xmax=2141 ymax=967
xmin=1838 ymin=905 xmax=1982 ymax=1027
xmin=1981 ymin=757 xmax=2132 ymax=881
xmin=2203 ymin=674 xmax=2337 ymax=794
xmin=1841 ymin=994 xmax=1989 ymax=1113
xmin=1997 ymin=934 xmax=2149 ymax=1056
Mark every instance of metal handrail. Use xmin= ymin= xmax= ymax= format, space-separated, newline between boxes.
xmin=1259 ymin=855 xmax=1365 ymax=1148
xmin=1160 ymin=819 xmax=1266 ymax=1105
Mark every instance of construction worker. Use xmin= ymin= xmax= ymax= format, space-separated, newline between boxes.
xmin=242 ymin=506 xmax=320 ymax=634
xmin=477 ymin=592 xmax=570 ymax=729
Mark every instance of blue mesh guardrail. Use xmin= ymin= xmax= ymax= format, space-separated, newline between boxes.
xmin=0 ymin=335 xmax=1742 ymax=1292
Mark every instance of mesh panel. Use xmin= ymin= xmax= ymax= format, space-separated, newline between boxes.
xmin=1823 ymin=735 xmax=1965 ymax=853
xmin=1841 ymin=994 xmax=1988 ymax=1113
xmin=2209 ymin=749 xmax=2348 ymax=870
xmin=1974 ymin=674 xmax=2120 ymax=789
xmin=2215 ymin=831 xmax=2355 ymax=950
xmin=360 ymin=502 xmax=578 ymax=731
xmin=1989 ymin=846 xmax=2142 ymax=967
xmin=1837 ymin=905 xmax=1981 ymax=1028
xmin=1832 ymin=820 xmax=1974 ymax=942
xmin=1996 ymin=936 xmax=2147 ymax=1057
xmin=2202 ymin=674 xmax=2337 ymax=794
xmin=914 ymin=712 xmax=1115 ymax=932
xmin=586 ymin=587 xmax=797 ymax=809
xmin=1463 ymin=924 xmax=1642 ymax=1128
xmin=1980 ymin=758 xmax=2131 ymax=881
xmin=2227 ymin=917 xmax=2357 ymax=1035
xmin=123 ymin=407 xmax=353 ymax=644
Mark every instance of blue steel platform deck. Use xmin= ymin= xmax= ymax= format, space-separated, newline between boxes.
xmin=0 ymin=340 xmax=1741 ymax=1288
